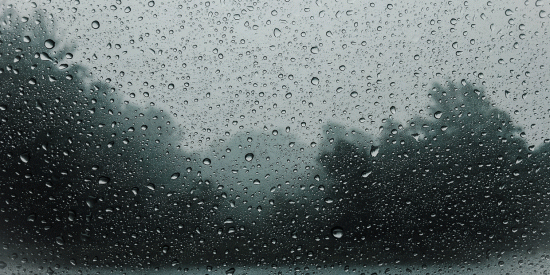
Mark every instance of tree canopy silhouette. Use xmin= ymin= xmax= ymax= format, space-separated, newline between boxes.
xmin=319 ymin=81 xmax=550 ymax=263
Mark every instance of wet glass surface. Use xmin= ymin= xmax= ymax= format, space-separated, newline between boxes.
xmin=1 ymin=0 xmax=550 ymax=274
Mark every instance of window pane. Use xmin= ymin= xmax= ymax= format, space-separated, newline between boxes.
xmin=1 ymin=0 xmax=549 ymax=274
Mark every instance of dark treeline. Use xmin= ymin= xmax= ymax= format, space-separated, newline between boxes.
xmin=318 ymin=82 xmax=550 ymax=263
xmin=1 ymin=7 xmax=549 ymax=272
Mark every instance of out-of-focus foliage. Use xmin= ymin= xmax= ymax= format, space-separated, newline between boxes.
xmin=319 ymin=81 xmax=550 ymax=262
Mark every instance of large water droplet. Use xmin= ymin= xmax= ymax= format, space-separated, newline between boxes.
xmin=390 ymin=106 xmax=396 ymax=114
xmin=20 ymin=153 xmax=30 ymax=163
xmin=44 ymin=39 xmax=55 ymax=49
xmin=370 ymin=145 xmax=379 ymax=157
xmin=310 ymin=46 xmax=319 ymax=54
xmin=273 ymin=28 xmax=281 ymax=37
xmin=91 ymin=20 xmax=100 ymax=29
xmin=245 ymin=153 xmax=254 ymax=161
xmin=98 ymin=176 xmax=110 ymax=184
xmin=56 ymin=236 xmax=65 ymax=245
xmin=171 ymin=173 xmax=180 ymax=179
xmin=203 ymin=158 xmax=211 ymax=165
xmin=361 ymin=171 xmax=372 ymax=178
xmin=253 ymin=179 xmax=261 ymax=185
xmin=434 ymin=111 xmax=443 ymax=119
xmin=311 ymin=77 xmax=319 ymax=85
xmin=332 ymin=226 xmax=344 ymax=238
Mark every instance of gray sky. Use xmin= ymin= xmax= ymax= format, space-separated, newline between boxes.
xmin=5 ymin=0 xmax=550 ymax=152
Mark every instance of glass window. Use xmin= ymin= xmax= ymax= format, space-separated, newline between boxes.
xmin=1 ymin=0 xmax=549 ymax=274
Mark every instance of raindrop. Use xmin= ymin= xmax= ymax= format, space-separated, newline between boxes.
xmin=390 ymin=106 xmax=396 ymax=114
xmin=253 ymin=179 xmax=261 ymax=185
xmin=350 ymin=91 xmax=358 ymax=98
xmin=203 ymin=158 xmax=211 ymax=165
xmin=148 ymin=1 xmax=155 ymax=7
xmin=505 ymin=9 xmax=513 ymax=16
xmin=168 ymin=83 xmax=175 ymax=89
xmin=98 ymin=176 xmax=110 ymax=185
xmin=285 ymin=92 xmax=292 ymax=98
xmin=370 ymin=145 xmax=379 ymax=157
xmin=171 ymin=173 xmax=180 ymax=180
xmin=56 ymin=236 xmax=65 ymax=246
xmin=272 ymin=130 xmax=278 ymax=135
xmin=162 ymin=245 xmax=170 ymax=254
xmin=20 ymin=153 xmax=30 ymax=163
xmin=361 ymin=171 xmax=372 ymax=178
xmin=44 ymin=39 xmax=55 ymax=49
xmin=273 ymin=28 xmax=281 ymax=37
xmin=245 ymin=153 xmax=254 ymax=161
xmin=332 ymin=226 xmax=344 ymax=238
xmin=540 ymin=10 xmax=548 ymax=18
xmin=434 ymin=111 xmax=443 ymax=119
xmin=124 ymin=6 xmax=131 ymax=13
xmin=91 ymin=20 xmax=100 ymax=29
xmin=311 ymin=77 xmax=319 ymax=85
xmin=310 ymin=46 xmax=319 ymax=54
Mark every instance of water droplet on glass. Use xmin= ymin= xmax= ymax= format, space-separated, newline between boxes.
xmin=332 ymin=226 xmax=344 ymax=238
xmin=162 ymin=245 xmax=170 ymax=253
xmin=124 ymin=6 xmax=131 ymax=13
xmin=272 ymin=130 xmax=278 ymax=135
xmin=20 ymin=153 xmax=30 ymax=163
xmin=253 ymin=179 xmax=261 ymax=185
xmin=56 ymin=236 xmax=65 ymax=245
xmin=98 ymin=176 xmax=110 ymax=184
xmin=505 ymin=9 xmax=513 ymax=16
xmin=168 ymin=83 xmax=175 ymax=89
xmin=44 ymin=39 xmax=55 ymax=49
xmin=434 ymin=111 xmax=443 ymax=119
xmin=285 ymin=92 xmax=292 ymax=98
xmin=148 ymin=1 xmax=155 ymax=7
xmin=91 ymin=20 xmax=100 ymax=29
xmin=350 ymin=91 xmax=358 ymax=98
xmin=311 ymin=77 xmax=319 ymax=85
xmin=23 ymin=36 xmax=31 ymax=43
xmin=361 ymin=171 xmax=372 ymax=178
xmin=171 ymin=173 xmax=180 ymax=179
xmin=203 ymin=158 xmax=211 ymax=165
xmin=245 ymin=153 xmax=254 ymax=161
xmin=273 ymin=28 xmax=281 ymax=37
xmin=310 ymin=46 xmax=319 ymax=54
xmin=390 ymin=106 xmax=396 ymax=114
xmin=540 ymin=10 xmax=548 ymax=18
xmin=370 ymin=145 xmax=379 ymax=157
